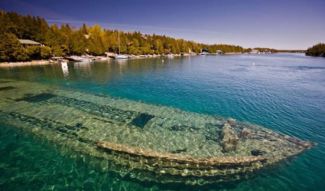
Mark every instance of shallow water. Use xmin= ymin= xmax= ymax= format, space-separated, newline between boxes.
xmin=0 ymin=53 xmax=325 ymax=190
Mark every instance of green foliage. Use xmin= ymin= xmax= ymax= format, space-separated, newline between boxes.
xmin=40 ymin=46 xmax=52 ymax=59
xmin=0 ymin=11 xmax=48 ymax=43
xmin=0 ymin=32 xmax=28 ymax=62
xmin=26 ymin=46 xmax=40 ymax=59
xmin=253 ymin=47 xmax=278 ymax=53
xmin=208 ymin=44 xmax=245 ymax=53
xmin=25 ymin=46 xmax=52 ymax=60
xmin=69 ymin=31 xmax=87 ymax=55
xmin=44 ymin=25 xmax=68 ymax=56
xmin=87 ymin=25 xmax=106 ymax=55
xmin=0 ymin=10 xmax=249 ymax=62
xmin=306 ymin=43 xmax=325 ymax=57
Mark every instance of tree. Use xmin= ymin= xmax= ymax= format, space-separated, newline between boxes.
xmin=40 ymin=46 xmax=52 ymax=59
xmin=0 ymin=10 xmax=251 ymax=62
xmin=45 ymin=25 xmax=67 ymax=56
xmin=87 ymin=25 xmax=106 ymax=55
xmin=306 ymin=43 xmax=325 ymax=57
xmin=69 ymin=30 xmax=87 ymax=55
xmin=0 ymin=33 xmax=28 ymax=61
xmin=26 ymin=46 xmax=40 ymax=60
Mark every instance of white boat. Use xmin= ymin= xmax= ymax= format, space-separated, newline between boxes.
xmin=166 ymin=54 xmax=174 ymax=58
xmin=115 ymin=54 xmax=128 ymax=59
xmin=114 ymin=31 xmax=129 ymax=60
xmin=200 ymin=51 xmax=209 ymax=55
xmin=66 ymin=56 xmax=92 ymax=63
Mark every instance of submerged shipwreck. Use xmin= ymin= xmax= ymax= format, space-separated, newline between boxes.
xmin=0 ymin=79 xmax=314 ymax=185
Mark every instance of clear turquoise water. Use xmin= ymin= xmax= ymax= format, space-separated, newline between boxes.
xmin=0 ymin=53 xmax=325 ymax=190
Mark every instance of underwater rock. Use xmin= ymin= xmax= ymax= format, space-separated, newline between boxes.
xmin=75 ymin=123 xmax=83 ymax=129
xmin=221 ymin=122 xmax=239 ymax=152
xmin=251 ymin=149 xmax=267 ymax=156
xmin=240 ymin=127 xmax=252 ymax=138
xmin=227 ymin=118 xmax=236 ymax=126
xmin=0 ymin=86 xmax=16 ymax=91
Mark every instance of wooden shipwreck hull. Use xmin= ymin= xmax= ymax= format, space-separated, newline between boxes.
xmin=0 ymin=79 xmax=314 ymax=185
xmin=97 ymin=141 xmax=267 ymax=167
xmin=96 ymin=141 xmax=268 ymax=178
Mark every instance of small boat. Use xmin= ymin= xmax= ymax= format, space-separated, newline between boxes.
xmin=113 ymin=31 xmax=129 ymax=60
xmin=114 ymin=54 xmax=128 ymax=59
xmin=200 ymin=51 xmax=209 ymax=55
xmin=66 ymin=56 xmax=92 ymax=63
xmin=166 ymin=54 xmax=174 ymax=58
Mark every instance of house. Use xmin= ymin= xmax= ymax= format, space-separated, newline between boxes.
xmin=18 ymin=39 xmax=43 ymax=47
xmin=250 ymin=49 xmax=260 ymax=54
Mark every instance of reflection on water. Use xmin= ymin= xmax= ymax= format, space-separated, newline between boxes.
xmin=68 ymin=58 xmax=173 ymax=83
xmin=0 ymin=57 xmax=192 ymax=85
xmin=61 ymin=62 xmax=69 ymax=77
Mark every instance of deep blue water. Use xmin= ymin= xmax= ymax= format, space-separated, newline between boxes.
xmin=0 ymin=53 xmax=325 ymax=190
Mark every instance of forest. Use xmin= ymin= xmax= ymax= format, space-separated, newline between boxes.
xmin=306 ymin=43 xmax=325 ymax=57
xmin=0 ymin=11 xmax=248 ymax=62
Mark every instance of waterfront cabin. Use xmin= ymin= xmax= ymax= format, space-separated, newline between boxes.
xmin=18 ymin=39 xmax=43 ymax=47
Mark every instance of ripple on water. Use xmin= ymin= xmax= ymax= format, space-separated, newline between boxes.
xmin=0 ymin=54 xmax=325 ymax=190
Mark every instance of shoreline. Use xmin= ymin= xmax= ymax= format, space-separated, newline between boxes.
xmin=0 ymin=60 xmax=52 ymax=68
xmin=0 ymin=52 xmax=301 ymax=68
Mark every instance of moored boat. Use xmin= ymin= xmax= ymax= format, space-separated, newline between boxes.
xmin=114 ymin=54 xmax=129 ymax=59
xmin=66 ymin=55 xmax=93 ymax=62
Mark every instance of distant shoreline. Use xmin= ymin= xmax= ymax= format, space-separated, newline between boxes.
xmin=0 ymin=52 xmax=309 ymax=68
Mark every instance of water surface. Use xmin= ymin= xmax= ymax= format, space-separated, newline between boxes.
xmin=0 ymin=53 xmax=324 ymax=190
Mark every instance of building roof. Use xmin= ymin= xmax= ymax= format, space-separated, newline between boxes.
xmin=18 ymin=39 xmax=41 ymax=45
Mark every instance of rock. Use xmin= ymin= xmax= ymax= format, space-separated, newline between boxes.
xmin=251 ymin=149 xmax=267 ymax=156
xmin=75 ymin=122 xmax=83 ymax=128
xmin=227 ymin=118 xmax=236 ymax=126
xmin=240 ymin=127 xmax=251 ymax=138
xmin=221 ymin=122 xmax=239 ymax=152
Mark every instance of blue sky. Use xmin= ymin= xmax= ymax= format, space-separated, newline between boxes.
xmin=1 ymin=0 xmax=324 ymax=49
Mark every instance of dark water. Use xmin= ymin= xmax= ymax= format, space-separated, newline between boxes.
xmin=0 ymin=53 xmax=325 ymax=190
